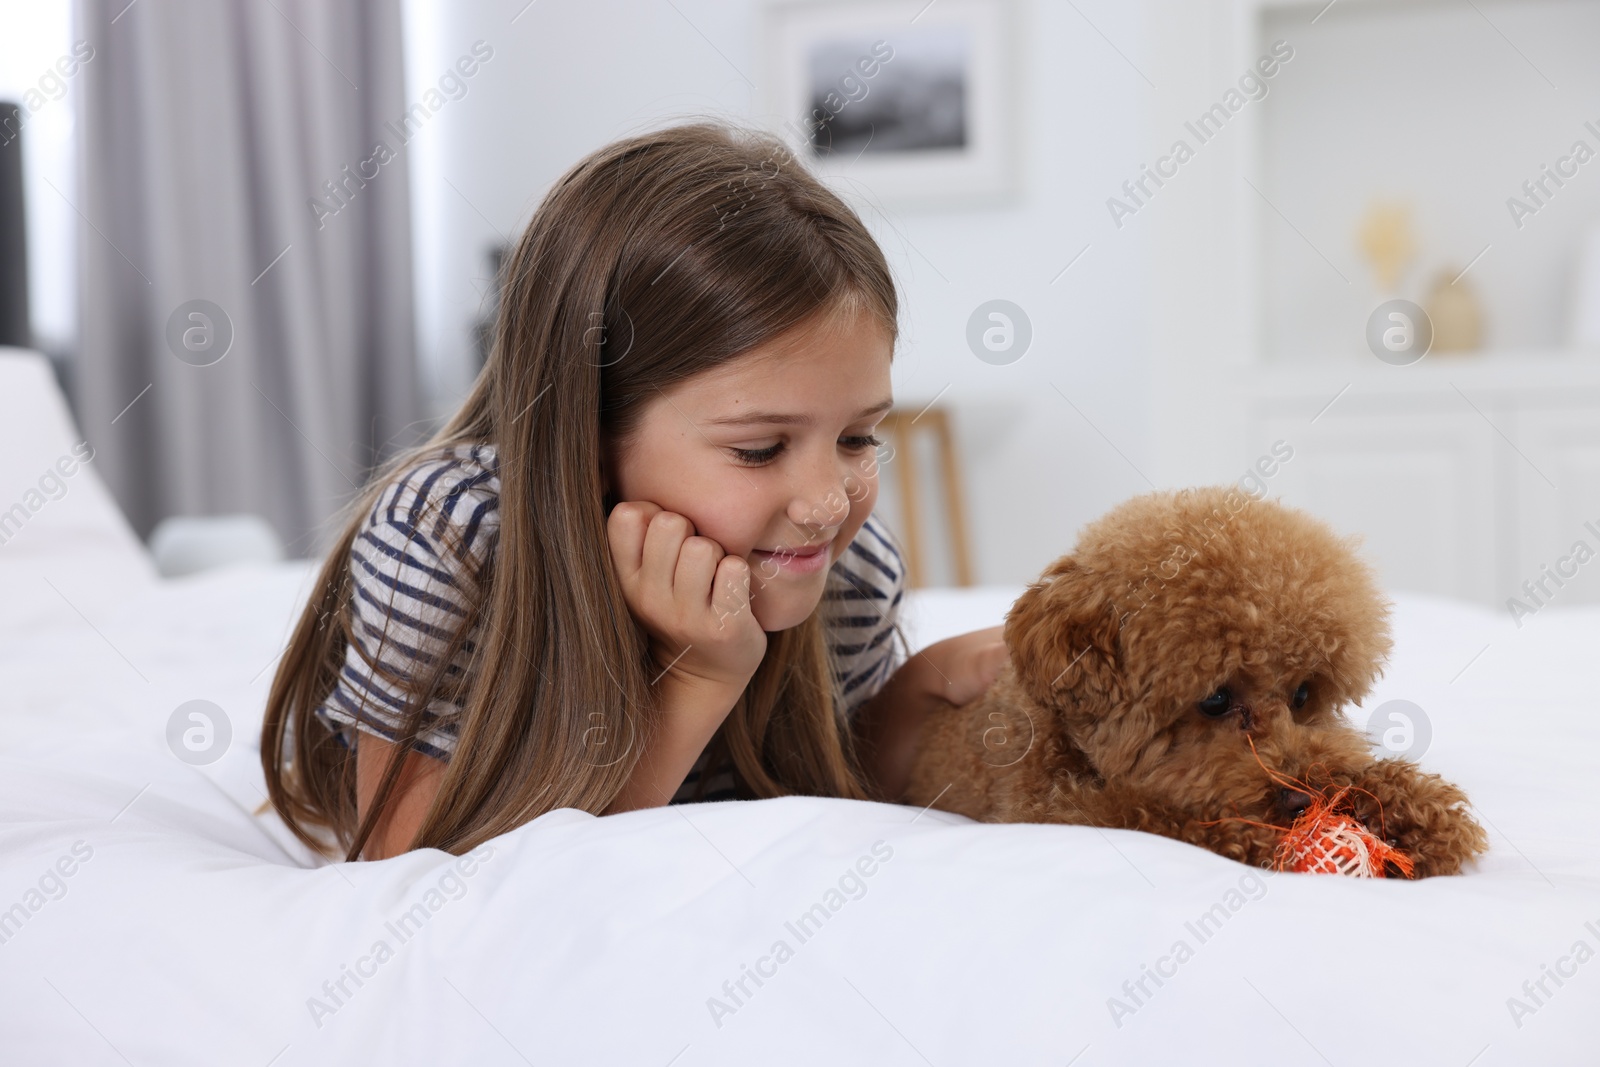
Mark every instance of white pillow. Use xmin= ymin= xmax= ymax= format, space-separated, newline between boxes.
xmin=0 ymin=349 xmax=155 ymax=621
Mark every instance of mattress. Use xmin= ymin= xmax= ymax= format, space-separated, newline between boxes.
xmin=2 ymin=349 xmax=1596 ymax=1065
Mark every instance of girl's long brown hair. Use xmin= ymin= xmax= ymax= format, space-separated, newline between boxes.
xmin=260 ymin=121 xmax=900 ymax=861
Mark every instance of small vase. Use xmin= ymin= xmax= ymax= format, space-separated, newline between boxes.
xmin=1424 ymin=269 xmax=1483 ymax=353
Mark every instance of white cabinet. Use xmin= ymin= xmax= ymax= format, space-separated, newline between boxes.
xmin=1237 ymin=362 xmax=1600 ymax=610
xmin=1507 ymin=397 xmax=1600 ymax=608
xmin=1253 ymin=401 xmax=1499 ymax=604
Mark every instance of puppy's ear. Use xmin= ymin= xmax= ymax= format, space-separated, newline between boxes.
xmin=1003 ymin=556 xmax=1123 ymax=716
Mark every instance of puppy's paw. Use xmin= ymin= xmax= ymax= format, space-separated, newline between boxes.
xmin=1349 ymin=758 xmax=1487 ymax=878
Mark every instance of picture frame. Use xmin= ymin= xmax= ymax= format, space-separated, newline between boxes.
xmin=762 ymin=0 xmax=1017 ymax=208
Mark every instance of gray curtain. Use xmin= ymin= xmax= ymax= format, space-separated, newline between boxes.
xmin=75 ymin=0 xmax=422 ymax=558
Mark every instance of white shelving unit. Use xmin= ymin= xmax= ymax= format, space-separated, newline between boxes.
xmin=1146 ymin=0 xmax=1600 ymax=610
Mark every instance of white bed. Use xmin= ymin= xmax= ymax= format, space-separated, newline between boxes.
xmin=2 ymin=348 xmax=1597 ymax=1066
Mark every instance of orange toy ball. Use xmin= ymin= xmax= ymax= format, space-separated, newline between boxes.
xmin=1276 ymin=793 xmax=1415 ymax=879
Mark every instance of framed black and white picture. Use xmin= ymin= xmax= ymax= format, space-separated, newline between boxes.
xmin=764 ymin=0 xmax=1016 ymax=207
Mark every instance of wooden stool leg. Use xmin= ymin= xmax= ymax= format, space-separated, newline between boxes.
xmin=875 ymin=408 xmax=975 ymax=589
xmin=930 ymin=409 xmax=974 ymax=587
xmin=893 ymin=416 xmax=925 ymax=589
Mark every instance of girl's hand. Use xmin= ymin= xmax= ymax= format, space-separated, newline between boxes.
xmin=915 ymin=625 xmax=1009 ymax=707
xmin=854 ymin=626 xmax=1009 ymax=802
xmin=606 ymin=502 xmax=767 ymax=702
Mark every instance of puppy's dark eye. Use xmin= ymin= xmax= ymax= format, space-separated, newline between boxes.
xmin=1292 ymin=681 xmax=1311 ymax=710
xmin=1198 ymin=687 xmax=1231 ymax=717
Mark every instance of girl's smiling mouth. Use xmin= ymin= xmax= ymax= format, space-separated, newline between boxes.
xmin=750 ymin=539 xmax=833 ymax=575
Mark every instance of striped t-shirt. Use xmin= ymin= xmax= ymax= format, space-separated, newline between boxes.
xmin=313 ymin=441 xmax=907 ymax=803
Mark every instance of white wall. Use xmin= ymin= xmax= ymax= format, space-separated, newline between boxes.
xmin=400 ymin=0 xmax=1155 ymax=585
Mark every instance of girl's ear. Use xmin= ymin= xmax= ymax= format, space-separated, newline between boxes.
xmin=1002 ymin=555 xmax=1124 ymax=717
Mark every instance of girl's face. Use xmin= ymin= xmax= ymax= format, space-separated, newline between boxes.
xmin=604 ymin=305 xmax=894 ymax=632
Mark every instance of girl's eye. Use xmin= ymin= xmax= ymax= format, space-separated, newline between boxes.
xmin=728 ymin=434 xmax=882 ymax=467
xmin=1292 ymin=680 xmax=1311 ymax=710
xmin=730 ymin=443 xmax=784 ymax=466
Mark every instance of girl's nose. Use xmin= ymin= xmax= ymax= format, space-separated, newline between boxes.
xmin=787 ymin=466 xmax=852 ymax=534
xmin=788 ymin=490 xmax=848 ymax=534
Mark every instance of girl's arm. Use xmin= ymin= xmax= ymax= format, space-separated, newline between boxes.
xmin=602 ymin=501 xmax=768 ymax=813
xmin=604 ymin=674 xmax=742 ymax=813
xmin=854 ymin=626 xmax=1008 ymax=802
xmin=360 ymin=501 xmax=753 ymax=843
xmin=356 ymin=734 xmax=446 ymax=860
xmin=358 ymin=678 xmax=735 ymax=847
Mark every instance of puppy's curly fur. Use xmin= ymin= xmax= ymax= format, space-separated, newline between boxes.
xmin=906 ymin=486 xmax=1487 ymax=877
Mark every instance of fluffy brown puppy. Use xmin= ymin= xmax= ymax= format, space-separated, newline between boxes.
xmin=906 ymin=486 xmax=1487 ymax=878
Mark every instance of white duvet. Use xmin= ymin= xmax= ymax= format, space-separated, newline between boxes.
xmin=2 ymin=350 xmax=1597 ymax=1066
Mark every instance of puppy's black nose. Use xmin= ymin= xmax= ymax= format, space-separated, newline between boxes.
xmin=1278 ymin=788 xmax=1313 ymax=819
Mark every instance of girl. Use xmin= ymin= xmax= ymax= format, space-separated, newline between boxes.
xmin=261 ymin=121 xmax=1006 ymax=862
